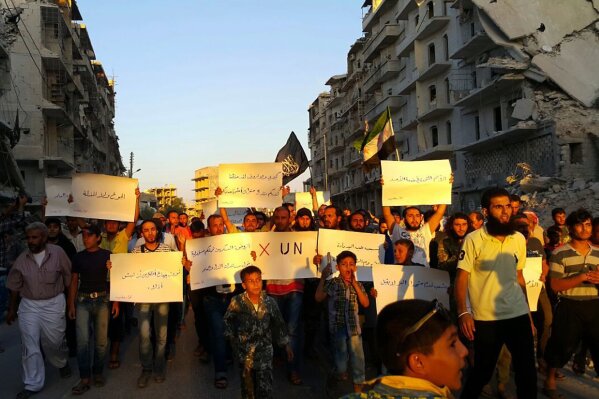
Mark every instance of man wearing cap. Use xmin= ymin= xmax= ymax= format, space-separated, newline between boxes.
xmin=7 ymin=222 xmax=72 ymax=399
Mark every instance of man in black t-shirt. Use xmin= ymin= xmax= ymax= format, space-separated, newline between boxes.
xmin=67 ymin=224 xmax=118 ymax=394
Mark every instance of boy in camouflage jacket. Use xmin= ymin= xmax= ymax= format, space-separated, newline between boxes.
xmin=224 ymin=265 xmax=293 ymax=399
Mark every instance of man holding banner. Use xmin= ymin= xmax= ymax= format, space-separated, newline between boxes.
xmin=265 ymin=206 xmax=304 ymax=386
xmin=101 ymin=188 xmax=140 ymax=370
xmin=130 ymin=219 xmax=177 ymax=388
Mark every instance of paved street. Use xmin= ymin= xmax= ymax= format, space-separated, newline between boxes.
xmin=0 ymin=312 xmax=332 ymax=399
xmin=2 ymin=311 xmax=599 ymax=398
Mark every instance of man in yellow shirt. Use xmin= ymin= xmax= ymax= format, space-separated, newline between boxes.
xmin=100 ymin=188 xmax=140 ymax=369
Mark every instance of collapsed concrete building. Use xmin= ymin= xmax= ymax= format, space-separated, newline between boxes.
xmin=307 ymin=0 xmax=599 ymax=215
xmin=0 ymin=0 xmax=124 ymax=204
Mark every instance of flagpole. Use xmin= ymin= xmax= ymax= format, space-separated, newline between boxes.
xmin=388 ymin=107 xmax=401 ymax=161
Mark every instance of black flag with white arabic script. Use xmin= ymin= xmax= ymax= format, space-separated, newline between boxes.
xmin=275 ymin=131 xmax=309 ymax=185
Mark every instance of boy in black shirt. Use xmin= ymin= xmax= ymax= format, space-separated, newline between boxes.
xmin=68 ymin=224 xmax=119 ymax=394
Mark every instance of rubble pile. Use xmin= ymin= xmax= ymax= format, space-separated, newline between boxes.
xmin=511 ymin=176 xmax=599 ymax=227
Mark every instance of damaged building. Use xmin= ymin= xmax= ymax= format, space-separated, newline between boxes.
xmin=0 ymin=0 xmax=124 ymax=204
xmin=307 ymin=0 xmax=599 ymax=214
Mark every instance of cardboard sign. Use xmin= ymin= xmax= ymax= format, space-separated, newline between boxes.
xmin=317 ymin=229 xmax=385 ymax=267
xmin=45 ymin=178 xmax=72 ymax=217
xmin=110 ymin=252 xmax=183 ymax=303
xmin=381 ymin=160 xmax=452 ymax=206
xmin=251 ymin=231 xmax=319 ymax=280
xmin=294 ymin=191 xmax=331 ymax=212
xmin=187 ymin=233 xmax=254 ymax=290
xmin=523 ymin=257 xmax=543 ymax=312
xmin=218 ymin=163 xmax=283 ymax=209
xmin=372 ymin=264 xmax=450 ymax=313
xmin=70 ymin=174 xmax=138 ymax=222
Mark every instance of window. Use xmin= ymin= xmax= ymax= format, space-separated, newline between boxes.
xmin=428 ymin=43 xmax=436 ymax=66
xmin=415 ymin=14 xmax=420 ymax=27
xmin=429 ymin=85 xmax=437 ymax=103
xmin=470 ymin=22 xmax=475 ymax=37
xmin=471 ymin=71 xmax=477 ymax=88
xmin=431 ymin=126 xmax=439 ymax=147
xmin=475 ymin=115 xmax=480 ymax=140
xmin=427 ymin=1 xmax=434 ymax=17
xmin=570 ymin=143 xmax=583 ymax=164
xmin=446 ymin=121 xmax=452 ymax=144
xmin=445 ymin=78 xmax=450 ymax=103
xmin=443 ymin=34 xmax=449 ymax=60
xmin=494 ymin=106 xmax=502 ymax=132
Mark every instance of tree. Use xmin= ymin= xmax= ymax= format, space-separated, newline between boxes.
xmin=159 ymin=197 xmax=186 ymax=215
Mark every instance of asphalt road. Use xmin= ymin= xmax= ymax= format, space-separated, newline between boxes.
xmin=1 ymin=311 xmax=599 ymax=399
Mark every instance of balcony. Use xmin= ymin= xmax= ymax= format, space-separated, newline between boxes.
xmin=418 ymin=62 xmax=451 ymax=82
xmin=362 ymin=0 xmax=398 ymax=31
xmin=459 ymin=121 xmax=538 ymax=153
xmin=417 ymin=101 xmax=453 ymax=122
xmin=398 ymin=69 xmax=418 ymax=95
xmin=415 ymin=16 xmax=450 ymax=41
xmin=406 ymin=144 xmax=454 ymax=161
xmin=451 ymin=31 xmax=495 ymax=60
xmin=328 ymin=139 xmax=345 ymax=153
xmin=396 ymin=0 xmax=418 ymax=20
xmin=363 ymin=24 xmax=402 ymax=62
xmin=397 ymin=34 xmax=415 ymax=58
xmin=364 ymin=95 xmax=405 ymax=122
xmin=401 ymin=117 xmax=418 ymax=130
xmin=454 ymin=74 xmax=525 ymax=108
xmin=363 ymin=59 xmax=401 ymax=94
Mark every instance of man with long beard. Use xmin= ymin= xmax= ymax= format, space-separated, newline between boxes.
xmin=455 ymin=188 xmax=537 ymax=399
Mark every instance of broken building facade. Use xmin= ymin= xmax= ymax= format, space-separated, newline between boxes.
xmin=0 ymin=0 xmax=124 ymax=204
xmin=307 ymin=0 xmax=599 ymax=214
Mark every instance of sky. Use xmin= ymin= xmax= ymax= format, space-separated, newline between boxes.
xmin=77 ymin=0 xmax=366 ymax=204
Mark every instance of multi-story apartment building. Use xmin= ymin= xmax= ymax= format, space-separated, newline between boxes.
xmin=307 ymin=0 xmax=598 ymax=214
xmin=147 ymin=185 xmax=178 ymax=210
xmin=1 ymin=0 xmax=123 ymax=203
xmin=192 ymin=166 xmax=218 ymax=214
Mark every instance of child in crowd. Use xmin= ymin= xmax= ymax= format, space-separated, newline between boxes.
xmin=342 ymin=299 xmax=468 ymax=398
xmin=315 ymin=250 xmax=370 ymax=392
xmin=223 ymin=266 xmax=292 ymax=399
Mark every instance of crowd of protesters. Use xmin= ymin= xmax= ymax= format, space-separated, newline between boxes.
xmin=1 ymin=181 xmax=598 ymax=399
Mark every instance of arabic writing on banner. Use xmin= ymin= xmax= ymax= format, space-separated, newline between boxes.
xmin=70 ymin=174 xmax=138 ymax=222
xmin=372 ymin=264 xmax=450 ymax=313
xmin=294 ymin=191 xmax=330 ymax=212
xmin=110 ymin=252 xmax=183 ymax=303
xmin=251 ymin=231 xmax=319 ymax=280
xmin=218 ymin=163 xmax=283 ymax=209
xmin=317 ymin=229 xmax=385 ymax=268
xmin=187 ymin=233 xmax=254 ymax=290
xmin=381 ymin=160 xmax=452 ymax=206
xmin=187 ymin=232 xmax=319 ymax=290
xmin=226 ymin=207 xmax=251 ymax=227
xmin=523 ymin=257 xmax=543 ymax=312
xmin=44 ymin=178 xmax=72 ymax=217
